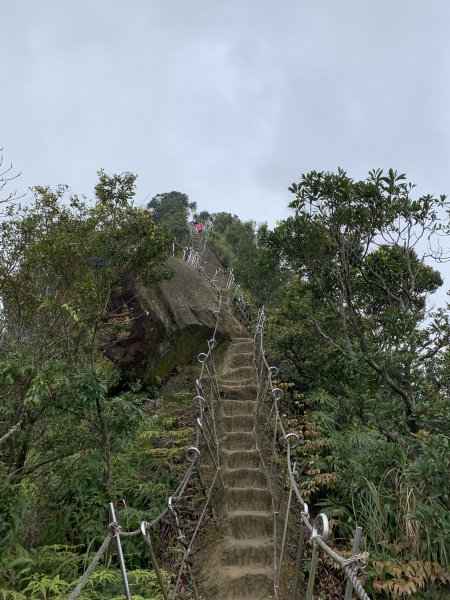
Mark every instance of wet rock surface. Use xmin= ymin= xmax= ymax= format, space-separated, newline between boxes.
xmin=105 ymin=252 xmax=241 ymax=383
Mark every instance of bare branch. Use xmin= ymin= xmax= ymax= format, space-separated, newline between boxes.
xmin=0 ymin=421 xmax=21 ymax=445
xmin=0 ymin=147 xmax=25 ymax=210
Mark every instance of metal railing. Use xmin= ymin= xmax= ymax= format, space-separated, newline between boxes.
xmin=254 ymin=308 xmax=371 ymax=600
xmin=170 ymin=233 xmax=251 ymax=322
xmin=64 ymin=225 xmax=373 ymax=599
xmin=174 ymin=242 xmax=372 ymax=598
xmin=68 ymin=260 xmax=226 ymax=599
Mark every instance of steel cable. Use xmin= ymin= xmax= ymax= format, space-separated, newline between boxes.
xmin=254 ymin=308 xmax=372 ymax=599
xmin=67 ymin=529 xmax=114 ymax=600
xmin=67 ymin=229 xmax=373 ymax=600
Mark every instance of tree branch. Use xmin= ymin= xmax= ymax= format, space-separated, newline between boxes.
xmin=0 ymin=421 xmax=21 ymax=446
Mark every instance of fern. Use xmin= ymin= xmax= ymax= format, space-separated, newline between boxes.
xmin=22 ymin=574 xmax=70 ymax=598
xmin=373 ymin=559 xmax=450 ymax=597
xmin=70 ymin=568 xmax=170 ymax=600
xmin=0 ymin=591 xmax=26 ymax=600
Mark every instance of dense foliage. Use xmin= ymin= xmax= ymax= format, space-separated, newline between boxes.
xmin=147 ymin=191 xmax=196 ymax=245
xmin=206 ymin=211 xmax=286 ymax=306
xmin=206 ymin=169 xmax=450 ymax=597
xmin=0 ymin=172 xmax=181 ymax=597
xmin=266 ymin=169 xmax=450 ymax=597
xmin=1 ymin=162 xmax=449 ymax=598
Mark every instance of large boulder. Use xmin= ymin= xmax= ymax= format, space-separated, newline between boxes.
xmin=105 ymin=256 xmax=244 ymax=382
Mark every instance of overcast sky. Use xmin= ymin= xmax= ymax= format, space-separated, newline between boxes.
xmin=2 ymin=1 xmax=450 ymax=299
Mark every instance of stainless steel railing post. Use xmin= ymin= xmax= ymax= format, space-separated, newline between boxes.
xmin=344 ymin=526 xmax=363 ymax=600
xmin=108 ymin=503 xmax=132 ymax=600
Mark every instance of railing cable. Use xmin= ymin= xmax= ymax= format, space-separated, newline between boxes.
xmin=59 ymin=225 xmax=375 ymax=599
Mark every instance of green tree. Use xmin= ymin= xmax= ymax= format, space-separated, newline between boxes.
xmin=209 ymin=213 xmax=285 ymax=306
xmin=195 ymin=209 xmax=211 ymax=224
xmin=272 ymin=168 xmax=449 ymax=436
xmin=147 ymin=191 xmax=196 ymax=244
xmin=0 ymin=170 xmax=171 ymax=541
xmin=267 ymin=168 xmax=450 ymax=579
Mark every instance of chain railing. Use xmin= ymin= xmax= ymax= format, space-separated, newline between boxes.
xmin=172 ymin=231 xmax=253 ymax=326
xmin=5 ymin=223 xmax=375 ymax=599
xmin=67 ymin=253 xmax=226 ymax=600
xmin=254 ymin=308 xmax=371 ymax=600
xmin=175 ymin=241 xmax=372 ymax=598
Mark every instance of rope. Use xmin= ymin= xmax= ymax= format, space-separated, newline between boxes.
xmin=66 ymin=225 xmax=374 ymax=600
xmin=67 ymin=529 xmax=114 ymax=600
xmin=175 ymin=228 xmax=373 ymax=600
xmin=254 ymin=308 xmax=373 ymax=600
xmin=172 ymin=471 xmax=219 ymax=596
xmin=341 ymin=551 xmax=369 ymax=568
xmin=67 ymin=235 xmax=227 ymax=600
xmin=314 ymin=537 xmax=371 ymax=600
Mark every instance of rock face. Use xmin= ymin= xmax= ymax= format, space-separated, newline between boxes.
xmin=105 ymin=256 xmax=242 ymax=383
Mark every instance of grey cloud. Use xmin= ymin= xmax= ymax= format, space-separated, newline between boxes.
xmin=1 ymin=0 xmax=450 ymax=292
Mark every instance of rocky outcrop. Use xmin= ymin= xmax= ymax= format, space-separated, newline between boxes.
xmin=105 ymin=256 xmax=244 ymax=383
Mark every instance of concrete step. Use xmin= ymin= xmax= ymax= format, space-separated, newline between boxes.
xmin=227 ymin=511 xmax=273 ymax=539
xmin=221 ymin=399 xmax=256 ymax=416
xmin=226 ymin=487 xmax=272 ymax=511
xmin=220 ymin=366 xmax=256 ymax=383
xmin=220 ymin=383 xmax=257 ymax=399
xmin=222 ymin=449 xmax=261 ymax=469
xmin=221 ymin=414 xmax=254 ymax=433
xmin=223 ymin=468 xmax=268 ymax=488
xmin=222 ymin=432 xmax=255 ymax=451
xmin=207 ymin=566 xmax=274 ymax=599
xmin=220 ymin=537 xmax=274 ymax=567
xmin=227 ymin=351 xmax=254 ymax=369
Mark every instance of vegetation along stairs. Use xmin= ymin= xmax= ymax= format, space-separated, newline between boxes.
xmin=201 ymin=331 xmax=274 ymax=599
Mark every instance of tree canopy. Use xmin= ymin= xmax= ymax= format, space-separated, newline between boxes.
xmin=264 ymin=169 xmax=450 ymax=591
xmin=147 ymin=190 xmax=196 ymax=244
xmin=0 ymin=171 xmax=172 ymax=569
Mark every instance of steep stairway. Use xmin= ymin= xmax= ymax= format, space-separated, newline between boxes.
xmin=202 ymin=335 xmax=274 ymax=599
xmin=192 ymin=230 xmax=205 ymax=254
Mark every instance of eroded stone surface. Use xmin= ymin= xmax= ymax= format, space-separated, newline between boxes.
xmin=105 ymin=255 xmax=244 ymax=382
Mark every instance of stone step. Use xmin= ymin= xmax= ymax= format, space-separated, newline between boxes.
xmin=207 ymin=566 xmax=274 ymax=599
xmin=196 ymin=329 xmax=276 ymax=600
xmin=220 ymin=366 xmax=256 ymax=382
xmin=228 ymin=511 xmax=273 ymax=539
xmin=221 ymin=399 xmax=256 ymax=416
xmin=221 ymin=415 xmax=254 ymax=433
xmin=226 ymin=487 xmax=272 ymax=511
xmin=227 ymin=352 xmax=254 ymax=368
xmin=222 ymin=432 xmax=255 ymax=451
xmin=223 ymin=468 xmax=268 ymax=488
xmin=229 ymin=342 xmax=255 ymax=354
xmin=220 ymin=537 xmax=273 ymax=567
xmin=220 ymin=383 xmax=257 ymax=399
xmin=222 ymin=449 xmax=261 ymax=469
xmin=220 ymin=378 xmax=256 ymax=389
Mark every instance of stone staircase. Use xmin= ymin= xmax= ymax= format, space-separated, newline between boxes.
xmin=191 ymin=229 xmax=205 ymax=254
xmin=201 ymin=335 xmax=274 ymax=599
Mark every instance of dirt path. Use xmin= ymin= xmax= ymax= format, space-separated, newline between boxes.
xmin=201 ymin=331 xmax=274 ymax=599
